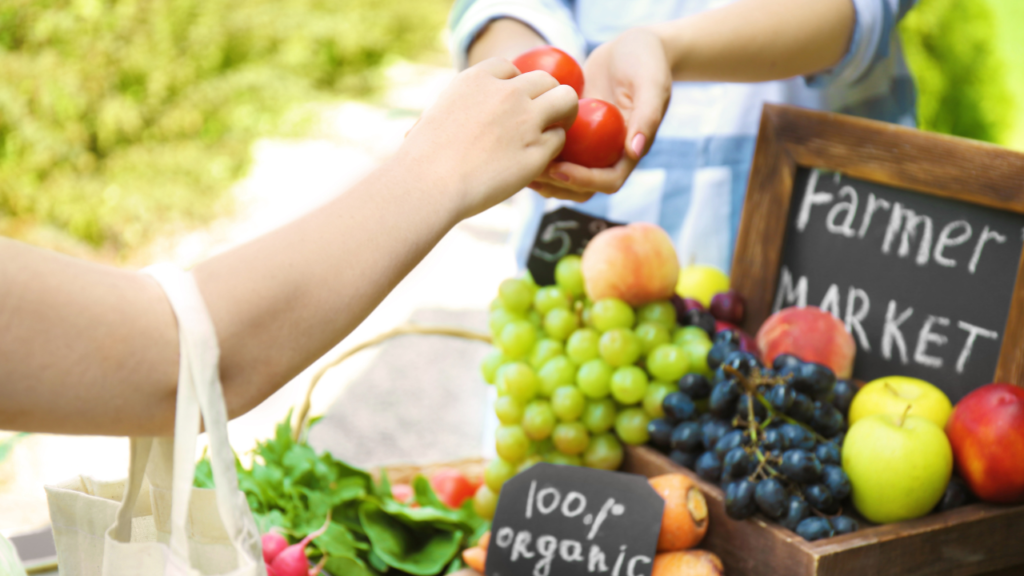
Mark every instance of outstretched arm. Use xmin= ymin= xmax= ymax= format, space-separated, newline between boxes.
xmin=0 ymin=59 xmax=577 ymax=436
xmin=530 ymin=0 xmax=858 ymax=198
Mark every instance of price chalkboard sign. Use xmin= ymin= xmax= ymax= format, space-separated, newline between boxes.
xmin=733 ymin=105 xmax=1024 ymax=402
xmin=527 ymin=207 xmax=622 ymax=286
xmin=485 ymin=463 xmax=663 ymax=576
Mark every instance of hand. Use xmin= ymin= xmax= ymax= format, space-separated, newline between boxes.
xmin=400 ymin=58 xmax=578 ymax=219
xmin=529 ymin=28 xmax=672 ymax=201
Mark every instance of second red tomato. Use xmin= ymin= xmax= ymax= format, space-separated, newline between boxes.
xmin=558 ymin=98 xmax=627 ymax=169
xmin=513 ymin=46 xmax=585 ymax=97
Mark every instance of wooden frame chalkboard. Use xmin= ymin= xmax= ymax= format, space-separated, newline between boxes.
xmin=733 ymin=104 xmax=1024 ymax=388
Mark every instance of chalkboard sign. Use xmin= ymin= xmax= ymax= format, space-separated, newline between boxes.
xmin=775 ymin=168 xmax=1024 ymax=401
xmin=733 ymin=105 xmax=1024 ymax=402
xmin=527 ymin=207 xmax=622 ymax=286
xmin=485 ymin=463 xmax=663 ymax=576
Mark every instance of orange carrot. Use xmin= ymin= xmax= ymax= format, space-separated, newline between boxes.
xmin=477 ymin=531 xmax=491 ymax=550
xmin=462 ymin=546 xmax=487 ymax=573
xmin=651 ymin=550 xmax=724 ymax=576
xmin=649 ymin=474 xmax=709 ymax=551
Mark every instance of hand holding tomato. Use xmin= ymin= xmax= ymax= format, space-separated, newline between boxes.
xmin=401 ymin=57 xmax=578 ymax=218
xmin=527 ymin=29 xmax=672 ymax=201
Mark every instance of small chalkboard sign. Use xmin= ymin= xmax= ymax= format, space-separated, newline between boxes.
xmin=485 ymin=463 xmax=663 ymax=576
xmin=733 ymin=105 xmax=1024 ymax=402
xmin=527 ymin=207 xmax=622 ymax=286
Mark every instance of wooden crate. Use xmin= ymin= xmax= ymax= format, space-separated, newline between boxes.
xmin=623 ymin=446 xmax=1024 ymax=576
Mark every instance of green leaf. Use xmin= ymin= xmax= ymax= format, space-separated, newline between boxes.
xmin=324 ymin=555 xmax=378 ymax=576
xmin=445 ymin=557 xmax=466 ymax=575
xmin=367 ymin=549 xmax=390 ymax=573
xmin=193 ymin=457 xmax=214 ymax=488
xmin=359 ymin=502 xmax=463 ymax=576
xmin=314 ymin=521 xmax=368 ymax=556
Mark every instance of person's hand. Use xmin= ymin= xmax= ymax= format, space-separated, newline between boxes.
xmin=400 ymin=58 xmax=578 ymax=219
xmin=528 ymin=28 xmax=672 ymax=201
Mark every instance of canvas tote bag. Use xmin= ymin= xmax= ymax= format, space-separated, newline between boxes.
xmin=45 ymin=264 xmax=264 ymax=576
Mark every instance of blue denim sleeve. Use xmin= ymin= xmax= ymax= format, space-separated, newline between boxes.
xmin=806 ymin=0 xmax=918 ymax=88
xmin=447 ymin=0 xmax=587 ymax=70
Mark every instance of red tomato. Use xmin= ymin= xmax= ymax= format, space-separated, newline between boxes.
xmin=430 ymin=468 xmax=477 ymax=509
xmin=558 ymin=98 xmax=627 ymax=168
xmin=513 ymin=46 xmax=585 ymax=97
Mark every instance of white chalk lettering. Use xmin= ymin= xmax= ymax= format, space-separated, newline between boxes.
xmin=796 ymin=169 xmax=834 ymax=232
xmin=536 ymin=487 xmax=560 ymax=515
xmin=914 ymin=316 xmax=951 ymax=369
xmin=611 ymin=546 xmax=627 ymax=576
xmin=882 ymin=301 xmax=914 ymax=364
xmin=560 ymin=540 xmax=584 ymax=563
xmin=826 ymin=185 xmax=859 ymax=237
xmin=933 ymin=220 xmax=972 ymax=267
xmin=512 ymin=531 xmax=536 ymax=561
xmin=956 ymin=321 xmax=999 ymax=373
xmin=882 ymin=204 xmax=934 ymax=265
xmin=819 ymin=284 xmax=842 ymax=319
xmin=587 ymin=498 xmax=618 ymax=541
xmin=496 ymin=527 xmax=515 ymax=548
xmin=588 ymin=544 xmax=609 ymax=573
xmin=562 ymin=492 xmax=587 ymax=518
xmin=858 ymin=193 xmax=891 ymax=238
xmin=534 ymin=536 xmax=558 ymax=576
xmin=899 ymin=209 xmax=934 ymax=265
xmin=845 ymin=287 xmax=871 ymax=352
xmin=628 ymin=556 xmax=653 ymax=576
xmin=968 ymin=226 xmax=1007 ymax=274
xmin=526 ymin=480 xmax=536 ymax=519
xmin=773 ymin=266 xmax=808 ymax=312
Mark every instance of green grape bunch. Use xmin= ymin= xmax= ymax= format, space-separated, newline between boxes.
xmin=473 ymin=255 xmax=717 ymax=519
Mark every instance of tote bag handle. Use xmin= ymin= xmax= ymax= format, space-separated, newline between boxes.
xmin=107 ymin=264 xmax=259 ymax=569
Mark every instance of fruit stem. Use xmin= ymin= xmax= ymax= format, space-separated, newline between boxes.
xmin=755 ymin=395 xmax=829 ymax=443
xmin=896 ymin=403 xmax=912 ymax=428
xmin=884 ymin=381 xmax=901 ymax=397
xmin=751 ymin=447 xmax=781 ymax=478
xmin=745 ymin=392 xmax=758 ymax=445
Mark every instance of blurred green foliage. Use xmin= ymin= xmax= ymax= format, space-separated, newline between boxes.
xmin=900 ymin=0 xmax=1015 ymax=146
xmin=0 ymin=0 xmax=451 ymax=256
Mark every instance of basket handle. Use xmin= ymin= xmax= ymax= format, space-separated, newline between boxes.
xmin=291 ymin=324 xmax=491 ymax=442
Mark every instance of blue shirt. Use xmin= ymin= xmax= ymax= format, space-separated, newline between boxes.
xmin=449 ymin=0 xmax=917 ymax=273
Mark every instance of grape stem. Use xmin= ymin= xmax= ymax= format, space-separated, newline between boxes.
xmin=754 ymin=395 xmax=829 ymax=444
xmin=720 ymin=364 xmax=830 ymax=444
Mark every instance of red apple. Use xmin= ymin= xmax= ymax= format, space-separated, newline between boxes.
xmin=581 ymin=223 xmax=680 ymax=307
xmin=756 ymin=306 xmax=855 ymax=378
xmin=710 ymin=289 xmax=746 ymax=325
xmin=946 ymin=384 xmax=1024 ymax=504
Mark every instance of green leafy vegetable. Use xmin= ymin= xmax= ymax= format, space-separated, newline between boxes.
xmin=194 ymin=412 xmax=488 ymax=575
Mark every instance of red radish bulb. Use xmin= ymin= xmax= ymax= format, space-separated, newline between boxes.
xmin=391 ymin=483 xmax=414 ymax=503
xmin=262 ymin=531 xmax=289 ymax=564
xmin=271 ymin=513 xmax=332 ymax=576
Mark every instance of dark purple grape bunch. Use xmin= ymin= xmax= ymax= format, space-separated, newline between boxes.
xmin=646 ymin=340 xmax=862 ymax=542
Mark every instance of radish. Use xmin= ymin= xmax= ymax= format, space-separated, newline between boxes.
xmin=270 ymin=512 xmax=332 ymax=576
xmin=262 ymin=530 xmax=289 ymax=564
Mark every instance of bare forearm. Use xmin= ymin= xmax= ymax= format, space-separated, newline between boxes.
xmin=0 ymin=155 xmax=462 ymax=436
xmin=194 ymin=152 xmax=463 ymax=422
xmin=652 ymin=0 xmax=855 ymax=82
xmin=468 ymin=18 xmax=545 ymax=66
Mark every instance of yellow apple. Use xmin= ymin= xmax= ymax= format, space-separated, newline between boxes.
xmin=842 ymin=411 xmax=952 ymax=523
xmin=676 ymin=265 xmax=729 ymax=307
xmin=849 ymin=376 xmax=953 ymax=429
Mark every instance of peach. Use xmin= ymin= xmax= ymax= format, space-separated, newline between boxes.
xmin=581 ymin=223 xmax=680 ymax=307
xmin=756 ymin=306 xmax=855 ymax=378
